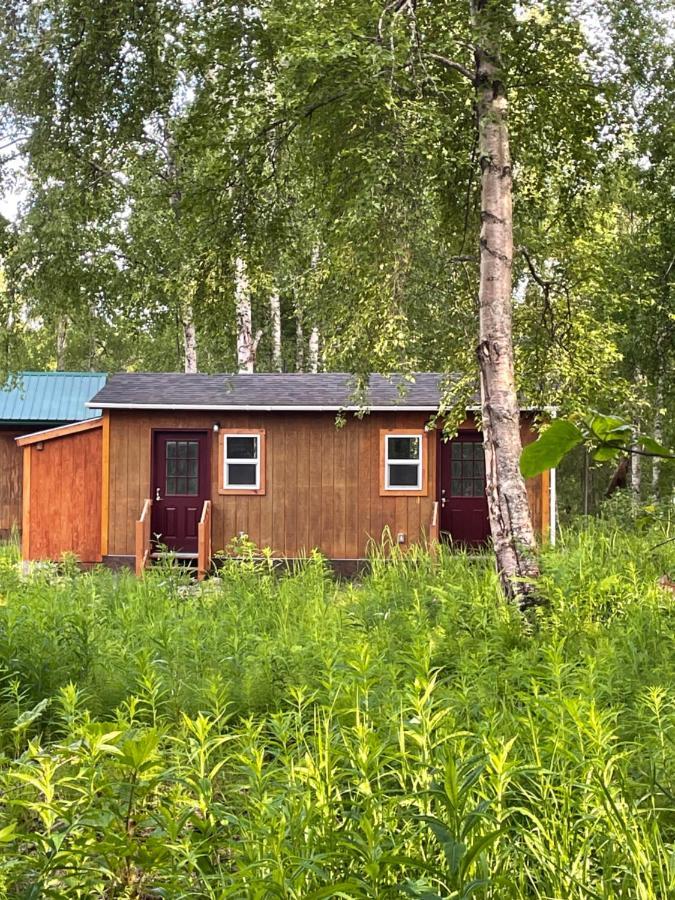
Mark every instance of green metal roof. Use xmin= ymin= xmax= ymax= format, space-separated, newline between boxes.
xmin=0 ymin=372 xmax=107 ymax=424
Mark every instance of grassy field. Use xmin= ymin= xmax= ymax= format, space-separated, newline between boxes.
xmin=0 ymin=516 xmax=673 ymax=898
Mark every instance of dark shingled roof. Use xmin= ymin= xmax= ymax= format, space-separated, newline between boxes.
xmin=88 ymin=372 xmax=478 ymax=411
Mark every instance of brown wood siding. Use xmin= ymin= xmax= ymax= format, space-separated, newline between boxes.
xmin=107 ymin=411 xmax=438 ymax=558
xmin=521 ymin=415 xmax=548 ymax=542
xmin=0 ymin=429 xmax=24 ymax=536
xmin=106 ymin=410 xmax=548 ymax=559
xmin=24 ymin=427 xmax=102 ymax=563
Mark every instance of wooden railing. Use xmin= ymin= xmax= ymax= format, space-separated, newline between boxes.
xmin=429 ymin=500 xmax=440 ymax=547
xmin=135 ymin=498 xmax=153 ymax=576
xmin=197 ymin=499 xmax=212 ymax=581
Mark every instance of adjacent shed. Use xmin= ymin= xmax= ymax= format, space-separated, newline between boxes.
xmin=0 ymin=372 xmax=106 ymax=537
xmin=17 ymin=418 xmax=103 ymax=564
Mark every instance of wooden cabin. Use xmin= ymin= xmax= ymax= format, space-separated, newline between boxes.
xmin=0 ymin=372 xmax=106 ymax=539
xmin=16 ymin=373 xmax=554 ymax=574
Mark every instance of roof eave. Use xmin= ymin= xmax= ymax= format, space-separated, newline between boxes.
xmin=86 ymin=402 xmax=441 ymax=412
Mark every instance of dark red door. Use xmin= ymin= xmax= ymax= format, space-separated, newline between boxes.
xmin=151 ymin=431 xmax=210 ymax=554
xmin=439 ymin=433 xmax=491 ymax=548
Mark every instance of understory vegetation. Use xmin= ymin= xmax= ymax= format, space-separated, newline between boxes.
xmin=0 ymin=517 xmax=673 ymax=898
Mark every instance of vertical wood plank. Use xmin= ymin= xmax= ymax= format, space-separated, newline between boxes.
xmin=284 ymin=418 xmax=298 ymax=555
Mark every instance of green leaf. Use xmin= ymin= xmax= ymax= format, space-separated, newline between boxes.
xmin=637 ymin=435 xmax=674 ymax=457
xmin=588 ymin=414 xmax=631 ymax=441
xmin=520 ymin=420 xmax=583 ymax=478
xmin=592 ymin=446 xmax=620 ymax=462
xmin=0 ymin=822 xmax=17 ymax=843
xmin=13 ymin=698 xmax=50 ymax=731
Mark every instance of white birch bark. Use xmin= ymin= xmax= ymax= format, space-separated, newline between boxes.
xmin=652 ymin=386 xmax=663 ymax=497
xmin=235 ymin=256 xmax=262 ymax=374
xmin=308 ymin=327 xmax=320 ymax=373
xmin=182 ymin=306 xmax=198 ymax=374
xmin=55 ymin=316 xmax=68 ymax=368
xmin=270 ymin=291 xmax=282 ymax=372
xmin=472 ymin=2 xmax=540 ymax=605
xmin=295 ymin=312 xmax=304 ymax=372
xmin=631 ymin=432 xmax=641 ymax=499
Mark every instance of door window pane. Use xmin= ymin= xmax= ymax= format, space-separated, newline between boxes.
xmin=448 ymin=441 xmax=486 ymax=497
xmin=166 ymin=440 xmax=200 ymax=495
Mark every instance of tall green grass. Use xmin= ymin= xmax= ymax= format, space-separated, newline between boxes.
xmin=0 ymin=520 xmax=672 ymax=897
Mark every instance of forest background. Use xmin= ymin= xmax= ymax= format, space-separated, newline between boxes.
xmin=0 ymin=0 xmax=672 ymax=517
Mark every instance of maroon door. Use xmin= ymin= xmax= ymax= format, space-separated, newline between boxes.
xmin=151 ymin=431 xmax=210 ymax=554
xmin=439 ymin=433 xmax=491 ymax=548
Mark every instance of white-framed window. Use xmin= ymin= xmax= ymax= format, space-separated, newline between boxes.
xmin=382 ymin=431 xmax=426 ymax=494
xmin=219 ymin=430 xmax=265 ymax=493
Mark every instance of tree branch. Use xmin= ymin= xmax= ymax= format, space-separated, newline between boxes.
xmin=425 ymin=52 xmax=474 ymax=82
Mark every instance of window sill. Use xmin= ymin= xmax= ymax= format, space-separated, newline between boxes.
xmin=218 ymin=486 xmax=266 ymax=496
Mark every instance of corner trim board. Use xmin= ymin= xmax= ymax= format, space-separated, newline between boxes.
xmin=100 ymin=411 xmax=110 ymax=557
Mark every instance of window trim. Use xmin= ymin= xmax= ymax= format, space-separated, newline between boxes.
xmin=218 ymin=428 xmax=266 ymax=495
xmin=380 ymin=429 xmax=428 ymax=497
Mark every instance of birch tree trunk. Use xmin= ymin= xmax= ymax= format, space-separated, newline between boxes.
xmin=472 ymin=1 xmax=540 ymax=605
xmin=270 ymin=291 xmax=282 ymax=372
xmin=235 ymin=256 xmax=262 ymax=374
xmin=55 ymin=315 xmax=68 ymax=368
xmin=182 ymin=305 xmax=198 ymax=374
xmin=652 ymin=385 xmax=663 ymax=497
xmin=308 ymin=327 xmax=320 ymax=373
xmin=295 ymin=311 xmax=304 ymax=372
xmin=631 ymin=430 xmax=641 ymax=499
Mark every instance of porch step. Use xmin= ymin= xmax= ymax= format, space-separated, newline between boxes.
xmin=150 ymin=551 xmax=198 ymax=561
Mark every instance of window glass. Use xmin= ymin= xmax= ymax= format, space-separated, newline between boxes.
xmin=227 ymin=436 xmax=257 ymax=459
xmin=228 ymin=463 xmax=257 ymax=486
xmin=448 ymin=441 xmax=486 ymax=497
xmin=388 ymin=464 xmax=420 ymax=487
xmin=222 ymin=433 xmax=261 ymax=489
xmin=165 ymin=441 xmax=200 ymax=495
xmin=384 ymin=433 xmax=424 ymax=491
xmin=387 ymin=436 xmax=420 ymax=460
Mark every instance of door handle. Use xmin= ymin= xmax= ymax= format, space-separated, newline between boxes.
xmin=155 ymin=487 xmax=161 ymax=501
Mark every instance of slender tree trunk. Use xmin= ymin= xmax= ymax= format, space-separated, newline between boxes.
xmin=182 ymin=305 xmax=198 ymax=374
xmin=652 ymin=384 xmax=663 ymax=497
xmin=472 ymin=3 xmax=540 ymax=605
xmin=235 ymin=256 xmax=262 ymax=374
xmin=631 ymin=431 xmax=641 ymax=499
xmin=167 ymin=140 xmax=199 ymax=374
xmin=295 ymin=311 xmax=304 ymax=372
xmin=55 ymin=316 xmax=68 ymax=368
xmin=270 ymin=291 xmax=282 ymax=372
xmin=308 ymin=327 xmax=320 ymax=373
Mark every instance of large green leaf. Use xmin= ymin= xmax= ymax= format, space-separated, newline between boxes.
xmin=637 ymin=435 xmax=675 ymax=458
xmin=520 ymin=420 xmax=584 ymax=478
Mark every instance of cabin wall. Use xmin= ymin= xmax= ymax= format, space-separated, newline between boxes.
xmin=0 ymin=429 xmax=23 ymax=538
xmin=106 ymin=410 xmax=437 ymax=559
xmin=24 ymin=427 xmax=102 ymax=563
xmin=106 ymin=410 xmax=548 ymax=560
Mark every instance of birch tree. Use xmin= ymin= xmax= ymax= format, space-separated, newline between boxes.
xmin=235 ymin=256 xmax=262 ymax=374
xmin=270 ymin=292 xmax=283 ymax=371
